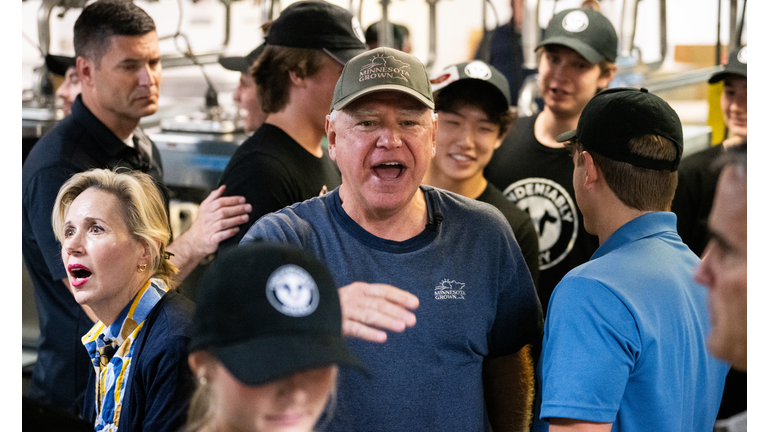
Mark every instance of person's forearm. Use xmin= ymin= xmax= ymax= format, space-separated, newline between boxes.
xmin=483 ymin=345 xmax=534 ymax=432
xmin=166 ymin=233 xmax=208 ymax=285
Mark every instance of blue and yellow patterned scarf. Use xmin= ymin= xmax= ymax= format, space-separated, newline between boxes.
xmin=81 ymin=279 xmax=168 ymax=431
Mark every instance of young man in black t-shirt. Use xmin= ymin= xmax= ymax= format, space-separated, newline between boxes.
xmin=484 ymin=7 xmax=617 ymax=316
xmin=217 ymin=1 xmax=367 ymax=250
xmin=425 ymin=60 xmax=539 ymax=287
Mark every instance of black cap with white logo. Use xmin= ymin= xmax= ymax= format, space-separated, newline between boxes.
xmin=266 ymin=0 xmax=367 ymax=64
xmin=430 ymin=60 xmax=511 ymax=108
xmin=189 ymin=242 xmax=367 ymax=386
xmin=709 ymin=45 xmax=747 ymax=83
xmin=537 ymin=7 xmax=618 ymax=64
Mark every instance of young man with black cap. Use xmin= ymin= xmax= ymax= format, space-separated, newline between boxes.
xmin=22 ymin=0 xmax=251 ymax=415
xmin=216 ymin=1 xmax=367 ymax=250
xmin=218 ymin=44 xmax=268 ymax=134
xmin=534 ymin=88 xmax=729 ymax=432
xmin=243 ymin=47 xmax=542 ymax=432
xmin=426 ymin=60 xmax=539 ymax=285
xmin=484 ymin=7 xmax=617 ymax=316
xmin=45 ymin=54 xmax=80 ymax=116
xmin=671 ymin=44 xmax=747 ymax=424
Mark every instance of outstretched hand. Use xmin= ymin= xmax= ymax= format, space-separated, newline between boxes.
xmin=338 ymin=282 xmax=419 ymax=343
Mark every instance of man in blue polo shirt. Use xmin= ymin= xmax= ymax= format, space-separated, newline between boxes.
xmin=534 ymin=88 xmax=729 ymax=431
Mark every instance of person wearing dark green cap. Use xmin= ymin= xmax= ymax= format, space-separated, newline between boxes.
xmin=534 ymin=87 xmax=728 ymax=432
xmin=671 ymin=44 xmax=747 ymax=425
xmin=242 ymin=47 xmax=543 ymax=432
xmin=484 ymin=7 xmax=618 ymax=318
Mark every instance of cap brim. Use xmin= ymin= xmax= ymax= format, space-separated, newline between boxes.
xmin=45 ymin=54 xmax=76 ymax=76
xmin=333 ymin=85 xmax=435 ymax=111
xmin=218 ymin=56 xmax=250 ymax=73
xmin=537 ymin=37 xmax=603 ymax=64
xmin=324 ymin=47 xmax=368 ymax=65
xmin=556 ymin=129 xmax=578 ymax=143
xmin=211 ymin=333 xmax=369 ymax=386
xmin=708 ymin=70 xmax=746 ymax=84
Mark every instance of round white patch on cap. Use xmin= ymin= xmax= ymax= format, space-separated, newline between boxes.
xmin=266 ymin=264 xmax=320 ymax=317
xmin=464 ymin=61 xmax=492 ymax=80
xmin=562 ymin=10 xmax=589 ymax=33
xmin=352 ymin=17 xmax=366 ymax=44
xmin=737 ymin=46 xmax=747 ymax=64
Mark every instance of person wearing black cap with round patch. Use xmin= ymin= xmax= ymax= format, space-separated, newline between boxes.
xmin=671 ymin=44 xmax=747 ymax=425
xmin=426 ymin=60 xmax=539 ymax=287
xmin=218 ymin=44 xmax=268 ymax=134
xmin=534 ymin=88 xmax=729 ymax=432
xmin=243 ymin=47 xmax=542 ymax=432
xmin=45 ymin=54 xmax=80 ymax=116
xmin=184 ymin=242 xmax=366 ymax=432
xmin=216 ymin=1 xmax=368 ymax=251
xmin=484 ymin=7 xmax=618 ymax=318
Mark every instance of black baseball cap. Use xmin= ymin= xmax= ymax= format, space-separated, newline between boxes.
xmin=189 ymin=242 xmax=367 ymax=386
xmin=538 ymin=7 xmax=618 ymax=64
xmin=219 ymin=44 xmax=265 ymax=74
xmin=709 ymin=45 xmax=747 ymax=83
xmin=557 ymin=87 xmax=683 ymax=171
xmin=45 ymin=54 xmax=76 ymax=77
xmin=430 ymin=60 xmax=511 ymax=107
xmin=332 ymin=47 xmax=434 ymax=111
xmin=266 ymin=0 xmax=367 ymax=64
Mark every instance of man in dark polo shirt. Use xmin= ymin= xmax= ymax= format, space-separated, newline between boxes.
xmin=22 ymin=0 xmax=250 ymax=415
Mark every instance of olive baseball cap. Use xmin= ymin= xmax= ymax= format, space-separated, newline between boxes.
xmin=266 ymin=0 xmax=367 ymax=64
xmin=189 ymin=242 xmax=368 ymax=386
xmin=709 ymin=45 xmax=747 ymax=83
xmin=219 ymin=44 xmax=265 ymax=74
xmin=45 ymin=54 xmax=76 ymax=77
xmin=332 ymin=47 xmax=434 ymax=111
xmin=557 ymin=87 xmax=683 ymax=171
xmin=430 ymin=60 xmax=511 ymax=107
xmin=538 ymin=7 xmax=618 ymax=64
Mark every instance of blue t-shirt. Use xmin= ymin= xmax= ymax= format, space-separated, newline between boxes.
xmin=535 ymin=212 xmax=729 ymax=432
xmin=243 ymin=185 xmax=543 ymax=432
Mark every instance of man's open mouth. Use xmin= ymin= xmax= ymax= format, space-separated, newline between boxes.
xmin=373 ymin=162 xmax=405 ymax=180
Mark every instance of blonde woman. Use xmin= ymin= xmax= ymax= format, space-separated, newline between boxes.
xmin=53 ymin=168 xmax=194 ymax=431
xmin=185 ymin=242 xmax=367 ymax=432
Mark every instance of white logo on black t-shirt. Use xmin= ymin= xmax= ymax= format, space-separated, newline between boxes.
xmin=503 ymin=178 xmax=578 ymax=270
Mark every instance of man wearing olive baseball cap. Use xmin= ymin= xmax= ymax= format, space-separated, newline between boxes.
xmin=485 ymin=7 xmax=619 ymax=318
xmin=243 ymin=47 xmax=543 ymax=432
xmin=217 ymin=0 xmax=368 ymax=250
xmin=534 ymin=88 xmax=729 ymax=432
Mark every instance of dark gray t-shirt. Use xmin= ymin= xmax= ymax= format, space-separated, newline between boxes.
xmin=242 ymin=185 xmax=543 ymax=432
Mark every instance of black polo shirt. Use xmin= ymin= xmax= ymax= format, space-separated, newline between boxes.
xmin=22 ymin=95 xmax=164 ymax=415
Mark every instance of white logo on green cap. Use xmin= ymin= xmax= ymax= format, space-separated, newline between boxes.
xmin=562 ymin=10 xmax=589 ymax=32
xmin=266 ymin=264 xmax=320 ymax=317
xmin=359 ymin=52 xmax=411 ymax=83
xmin=737 ymin=46 xmax=747 ymax=64
xmin=464 ymin=61 xmax=492 ymax=80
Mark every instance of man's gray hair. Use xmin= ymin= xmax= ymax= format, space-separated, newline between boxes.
xmin=328 ymin=109 xmax=437 ymax=122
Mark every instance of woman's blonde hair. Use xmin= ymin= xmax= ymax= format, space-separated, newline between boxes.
xmin=52 ymin=168 xmax=178 ymax=287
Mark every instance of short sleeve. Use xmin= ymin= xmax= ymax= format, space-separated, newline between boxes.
xmin=538 ymin=276 xmax=640 ymax=423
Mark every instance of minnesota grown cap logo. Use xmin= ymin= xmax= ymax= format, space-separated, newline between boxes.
xmin=359 ymin=52 xmax=411 ymax=83
xmin=266 ymin=264 xmax=320 ymax=317
xmin=562 ymin=10 xmax=589 ymax=32
xmin=503 ymin=178 xmax=578 ymax=270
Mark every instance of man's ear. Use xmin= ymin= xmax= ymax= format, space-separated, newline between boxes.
xmin=429 ymin=112 xmax=438 ymax=158
xmin=288 ymin=70 xmax=306 ymax=88
xmin=326 ymin=115 xmax=337 ymax=161
xmin=582 ymin=151 xmax=601 ymax=189
xmin=76 ymin=56 xmax=95 ymax=88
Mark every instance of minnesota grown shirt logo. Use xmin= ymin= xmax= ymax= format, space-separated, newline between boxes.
xmin=434 ymin=279 xmax=466 ymax=300
xmin=503 ymin=178 xmax=578 ymax=270
xmin=359 ymin=53 xmax=411 ymax=82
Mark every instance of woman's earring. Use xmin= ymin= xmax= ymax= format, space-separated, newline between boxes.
xmin=198 ymin=376 xmax=208 ymax=385
xmin=138 ymin=264 xmax=147 ymax=272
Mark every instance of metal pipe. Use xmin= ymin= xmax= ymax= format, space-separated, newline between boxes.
xmin=425 ymin=0 xmax=439 ymax=69
xmin=379 ymin=0 xmax=393 ymax=48
xmin=521 ymin=0 xmax=539 ymax=70
xmin=37 ymin=0 xmax=57 ymax=56
xmin=619 ymin=0 xmax=640 ymax=58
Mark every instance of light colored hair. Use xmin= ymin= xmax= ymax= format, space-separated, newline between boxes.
xmin=328 ymin=108 xmax=437 ymax=122
xmin=52 ymin=168 xmax=177 ymax=287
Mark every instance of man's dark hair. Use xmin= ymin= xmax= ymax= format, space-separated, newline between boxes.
xmin=250 ymin=46 xmax=327 ymax=114
xmin=74 ymin=0 xmax=156 ymax=66
xmin=434 ymin=80 xmax=515 ymax=138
